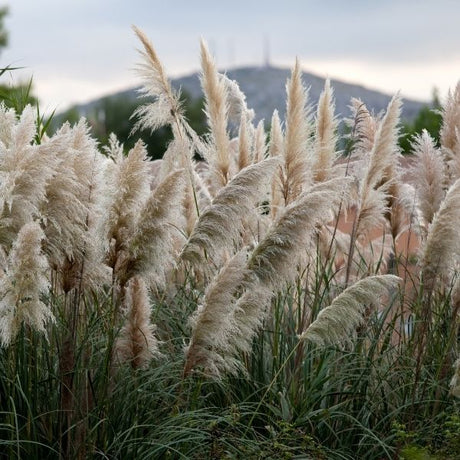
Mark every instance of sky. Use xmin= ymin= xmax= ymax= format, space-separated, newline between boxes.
xmin=2 ymin=0 xmax=460 ymax=113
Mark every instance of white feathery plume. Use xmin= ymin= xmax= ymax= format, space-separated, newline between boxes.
xmin=299 ymin=275 xmax=400 ymax=345
xmin=282 ymin=59 xmax=313 ymax=204
xmin=237 ymin=112 xmax=251 ymax=171
xmin=0 ymin=222 xmax=51 ymax=346
xmin=226 ymin=284 xmax=273 ymax=358
xmin=269 ymin=110 xmax=284 ymax=159
xmin=0 ymin=103 xmax=17 ymax=147
xmin=346 ymin=98 xmax=379 ymax=156
xmin=131 ymin=26 xmax=183 ymax=133
xmin=200 ymin=40 xmax=231 ymax=189
xmin=180 ymin=158 xmax=279 ymax=267
xmin=268 ymin=110 xmax=284 ymax=219
xmin=0 ymin=105 xmax=58 ymax=246
xmin=42 ymin=120 xmax=110 ymax=292
xmin=252 ymin=120 xmax=267 ymax=164
xmin=352 ymin=96 xmax=402 ymax=239
xmin=219 ymin=74 xmax=255 ymax=125
xmin=420 ymin=177 xmax=460 ymax=285
xmin=115 ymin=275 xmax=160 ymax=369
xmin=221 ymin=177 xmax=352 ymax=372
xmin=248 ymin=177 xmax=353 ymax=290
xmin=120 ymin=169 xmax=185 ymax=287
xmin=440 ymin=81 xmax=460 ymax=182
xmin=183 ymin=250 xmax=249 ymax=377
xmin=313 ymin=79 xmax=338 ymax=182
xmin=410 ymin=130 xmax=446 ymax=232
xmin=106 ymin=138 xmax=152 ymax=269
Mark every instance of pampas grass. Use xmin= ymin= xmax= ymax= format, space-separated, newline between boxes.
xmin=420 ymin=177 xmax=460 ymax=285
xmin=0 ymin=105 xmax=57 ymax=247
xmin=410 ymin=130 xmax=446 ymax=232
xmin=118 ymin=168 xmax=185 ymax=287
xmin=115 ymin=275 xmax=161 ymax=369
xmin=269 ymin=110 xmax=284 ymax=218
xmin=2 ymin=26 xmax=460 ymax=460
xmin=237 ymin=112 xmax=251 ymax=171
xmin=440 ymin=82 xmax=460 ymax=182
xmin=132 ymin=25 xmax=183 ymax=134
xmin=282 ymin=60 xmax=312 ymax=204
xmin=181 ymin=158 xmax=279 ymax=267
xmin=248 ymin=177 xmax=352 ymax=290
xmin=313 ymin=79 xmax=338 ymax=183
xmin=0 ymin=221 xmax=50 ymax=345
xmin=299 ymin=275 xmax=400 ymax=345
xmin=200 ymin=40 xmax=231 ymax=189
xmin=105 ymin=137 xmax=152 ymax=270
xmin=184 ymin=250 xmax=249 ymax=377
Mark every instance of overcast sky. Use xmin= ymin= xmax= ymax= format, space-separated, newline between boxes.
xmin=2 ymin=0 xmax=460 ymax=113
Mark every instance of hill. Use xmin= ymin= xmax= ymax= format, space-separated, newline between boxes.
xmin=77 ymin=65 xmax=426 ymax=123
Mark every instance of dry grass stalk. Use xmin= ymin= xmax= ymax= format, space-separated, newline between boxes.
xmin=450 ymin=359 xmax=460 ymax=397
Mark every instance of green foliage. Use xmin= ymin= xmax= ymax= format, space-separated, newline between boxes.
xmin=400 ymin=90 xmax=443 ymax=154
xmin=0 ymin=6 xmax=8 ymax=53
xmin=0 ymin=8 xmax=38 ymax=116
xmin=55 ymin=90 xmax=206 ymax=159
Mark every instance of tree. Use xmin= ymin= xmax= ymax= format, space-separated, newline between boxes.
xmin=55 ymin=90 xmax=206 ymax=160
xmin=399 ymin=89 xmax=442 ymax=154
xmin=0 ymin=6 xmax=8 ymax=53
xmin=0 ymin=6 xmax=38 ymax=113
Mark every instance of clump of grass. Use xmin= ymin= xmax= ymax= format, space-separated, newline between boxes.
xmin=0 ymin=27 xmax=459 ymax=460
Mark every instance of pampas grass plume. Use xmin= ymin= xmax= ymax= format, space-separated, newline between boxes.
xmin=132 ymin=25 xmax=182 ymax=132
xmin=313 ymin=79 xmax=338 ymax=182
xmin=411 ymin=130 xmax=446 ymax=230
xmin=200 ymin=40 xmax=231 ymax=189
xmin=115 ymin=275 xmax=160 ymax=369
xmin=248 ymin=177 xmax=352 ymax=290
xmin=181 ymin=158 xmax=279 ymax=267
xmin=420 ymin=177 xmax=460 ymax=283
xmin=0 ymin=222 xmax=51 ymax=346
xmin=283 ymin=59 xmax=312 ymax=203
xmin=299 ymin=275 xmax=400 ymax=345
xmin=121 ymin=169 xmax=185 ymax=286
xmin=184 ymin=250 xmax=249 ymax=377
